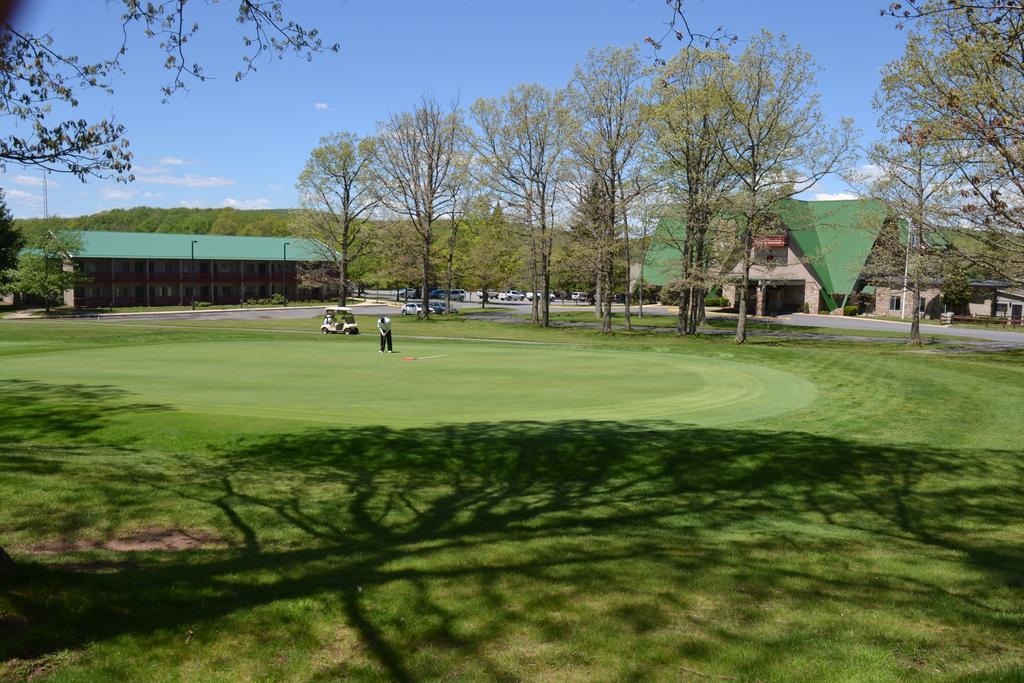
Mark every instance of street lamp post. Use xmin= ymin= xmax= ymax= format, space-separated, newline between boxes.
xmin=282 ymin=242 xmax=290 ymax=305
xmin=191 ymin=240 xmax=198 ymax=310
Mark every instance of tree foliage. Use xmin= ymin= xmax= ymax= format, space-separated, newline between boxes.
xmin=940 ymin=259 xmax=973 ymax=310
xmin=0 ymin=189 xmax=21 ymax=287
xmin=370 ymin=96 xmax=466 ymax=317
xmin=647 ymin=47 xmax=735 ymax=334
xmin=881 ymin=1 xmax=1024 ymax=284
xmin=3 ymin=226 xmax=86 ymax=310
xmin=1 ymin=1 xmax=338 ymax=180
xmin=15 ymin=207 xmax=296 ymax=236
xmin=293 ymin=132 xmax=378 ymax=305
xmin=567 ymin=45 xmax=652 ymax=332
xmin=715 ymin=31 xmax=856 ymax=342
xmin=470 ymin=83 xmax=571 ymax=326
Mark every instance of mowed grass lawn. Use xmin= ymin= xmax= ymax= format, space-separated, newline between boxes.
xmin=1 ymin=316 xmax=1023 ymax=681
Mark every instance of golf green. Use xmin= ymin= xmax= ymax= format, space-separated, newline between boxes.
xmin=0 ymin=336 xmax=815 ymax=432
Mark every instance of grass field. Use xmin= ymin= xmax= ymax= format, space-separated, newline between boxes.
xmin=2 ymin=316 xmax=1023 ymax=681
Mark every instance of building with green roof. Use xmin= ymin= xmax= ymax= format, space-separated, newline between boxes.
xmin=65 ymin=231 xmax=333 ymax=308
xmin=643 ymin=198 xmax=894 ymax=315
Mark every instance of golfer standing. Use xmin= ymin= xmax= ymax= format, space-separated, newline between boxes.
xmin=377 ymin=315 xmax=393 ymax=353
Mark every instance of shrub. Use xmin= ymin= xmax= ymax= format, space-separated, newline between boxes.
xmin=704 ymin=295 xmax=729 ymax=307
xmin=803 ymin=301 xmax=810 ymax=314
xmin=270 ymin=293 xmax=286 ymax=305
xmin=658 ymin=280 xmax=683 ymax=306
xmin=634 ymin=283 xmax=661 ymax=304
xmin=843 ymin=305 xmax=859 ymax=317
xmin=197 ymin=301 xmax=211 ymax=308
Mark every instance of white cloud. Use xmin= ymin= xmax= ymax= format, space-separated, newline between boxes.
xmin=223 ymin=197 xmax=271 ymax=210
xmin=132 ymin=164 xmax=168 ymax=174
xmin=857 ymin=163 xmax=883 ymax=181
xmin=3 ymin=188 xmax=43 ymax=205
xmin=179 ymin=199 xmax=206 ymax=208
xmin=813 ymin=192 xmax=859 ymax=201
xmin=159 ymin=156 xmax=190 ymax=166
xmin=138 ymin=174 xmax=235 ymax=188
xmin=142 ymin=191 xmax=163 ymax=199
xmin=10 ymin=174 xmax=59 ymax=188
xmin=313 ymin=102 xmax=332 ymax=111
xmin=100 ymin=186 xmax=136 ymax=201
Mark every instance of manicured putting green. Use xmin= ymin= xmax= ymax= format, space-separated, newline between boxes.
xmin=1 ymin=337 xmax=815 ymax=429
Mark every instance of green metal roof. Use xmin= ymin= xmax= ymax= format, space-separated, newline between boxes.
xmin=72 ymin=231 xmax=330 ymax=261
xmin=780 ymin=198 xmax=888 ymax=298
xmin=641 ymin=217 xmax=688 ymax=288
xmin=643 ymin=198 xmax=890 ymax=308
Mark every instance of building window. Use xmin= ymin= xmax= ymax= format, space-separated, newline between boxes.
xmin=889 ymin=295 xmax=902 ymax=311
xmin=919 ymin=296 xmax=927 ymax=313
xmin=995 ymin=303 xmax=1008 ymax=317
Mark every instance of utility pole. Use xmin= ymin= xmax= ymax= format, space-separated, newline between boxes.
xmin=191 ymin=240 xmax=198 ymax=310
xmin=282 ymin=242 xmax=290 ymax=305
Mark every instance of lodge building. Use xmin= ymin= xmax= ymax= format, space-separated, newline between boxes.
xmin=643 ymin=198 xmax=1024 ymax=322
xmin=65 ymin=231 xmax=331 ymax=308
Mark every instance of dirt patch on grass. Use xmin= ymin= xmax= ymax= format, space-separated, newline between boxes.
xmin=23 ymin=528 xmax=224 ymax=554
xmin=0 ymin=650 xmax=79 ymax=682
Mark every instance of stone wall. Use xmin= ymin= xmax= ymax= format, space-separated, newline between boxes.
xmin=873 ymin=285 xmax=942 ymax=319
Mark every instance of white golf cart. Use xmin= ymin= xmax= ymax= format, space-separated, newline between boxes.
xmin=320 ymin=306 xmax=360 ymax=335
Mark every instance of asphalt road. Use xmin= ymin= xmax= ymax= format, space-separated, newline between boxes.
xmin=14 ymin=295 xmax=1023 ymax=345
xmin=779 ymin=313 xmax=1024 ymax=344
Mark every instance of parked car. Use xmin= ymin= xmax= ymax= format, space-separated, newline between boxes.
xmin=448 ymin=289 xmax=467 ymax=301
xmin=525 ymin=291 xmax=556 ymax=301
xmin=398 ymin=287 xmax=419 ymax=299
xmin=475 ymin=290 xmax=500 ymax=300
xmin=499 ymin=290 xmax=526 ymax=301
xmin=428 ymin=288 xmax=445 ymax=299
xmin=571 ymin=291 xmax=587 ymax=302
xmin=400 ymin=302 xmax=423 ymax=316
xmin=428 ymin=301 xmax=455 ymax=314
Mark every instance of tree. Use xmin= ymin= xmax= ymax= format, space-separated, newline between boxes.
xmin=0 ymin=189 xmax=20 ymax=290
xmin=461 ymin=202 xmax=523 ymax=308
xmin=1 ymin=2 xmax=338 ymax=180
xmin=363 ymin=220 xmax=423 ymax=298
xmin=293 ymin=133 xmax=379 ymax=306
xmin=863 ymin=51 xmax=960 ymax=345
xmin=941 ymin=260 xmax=972 ymax=313
xmin=881 ymin=2 xmax=1024 ymax=285
xmin=647 ymin=47 xmax=736 ymax=334
xmin=370 ymin=96 xmax=466 ymax=318
xmin=715 ymin=31 xmax=855 ymax=343
xmin=628 ymin=189 xmax=666 ymax=318
xmin=3 ymin=226 xmax=86 ymax=311
xmin=470 ymin=84 xmax=572 ymax=327
xmin=567 ymin=45 xmax=651 ymax=333
xmin=865 ymin=140 xmax=957 ymax=343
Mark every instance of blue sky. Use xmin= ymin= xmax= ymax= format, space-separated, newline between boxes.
xmin=1 ymin=1 xmax=910 ymax=218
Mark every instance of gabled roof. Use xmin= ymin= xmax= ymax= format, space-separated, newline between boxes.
xmin=779 ymin=198 xmax=888 ymax=296
xmin=643 ymin=198 xmax=890 ymax=303
xmin=72 ymin=231 xmax=330 ymax=261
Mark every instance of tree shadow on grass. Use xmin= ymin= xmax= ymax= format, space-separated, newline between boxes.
xmin=0 ymin=379 xmax=168 ymax=443
xmin=3 ymin=416 xmax=1024 ymax=679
